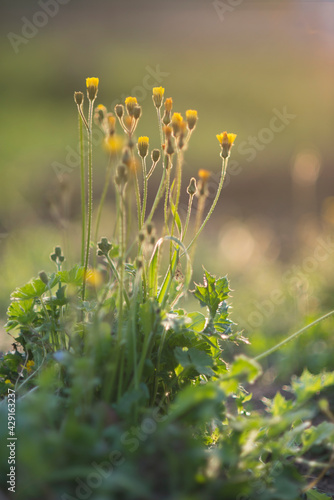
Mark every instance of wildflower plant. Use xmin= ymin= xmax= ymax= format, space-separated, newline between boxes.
xmin=2 ymin=79 xmax=334 ymax=499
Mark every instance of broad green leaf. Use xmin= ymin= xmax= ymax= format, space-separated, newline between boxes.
xmin=174 ymin=346 xmax=215 ymax=377
xmin=187 ymin=312 xmax=206 ymax=332
xmin=57 ymin=265 xmax=84 ymax=285
xmin=11 ymin=274 xmax=60 ymax=300
xmin=229 ymin=355 xmax=262 ymax=384
xmin=289 ymin=369 xmax=334 ymax=403
xmin=307 ymin=490 xmax=332 ymax=500
xmin=302 ymin=421 xmax=334 ymax=451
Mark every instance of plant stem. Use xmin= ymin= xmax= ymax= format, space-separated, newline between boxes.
xmin=255 ymin=309 xmax=334 ymax=362
xmin=182 ymin=194 xmax=194 ymax=242
xmin=79 ymin=115 xmax=86 ymax=267
xmin=94 ymin=155 xmax=112 ymax=267
xmin=141 ymin=157 xmax=148 ymax=226
xmin=185 ymin=157 xmax=228 ymax=255
xmin=82 ymin=100 xmax=94 ymax=301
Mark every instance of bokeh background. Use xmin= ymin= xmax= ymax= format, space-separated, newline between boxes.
xmin=1 ymin=0 xmax=334 ymax=385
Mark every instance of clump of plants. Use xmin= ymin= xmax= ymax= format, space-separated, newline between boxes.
xmin=1 ymin=79 xmax=334 ymax=500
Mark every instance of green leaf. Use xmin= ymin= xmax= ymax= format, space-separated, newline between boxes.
xmin=307 ymin=490 xmax=333 ymax=500
xmin=5 ymin=299 xmax=35 ymax=329
xmin=192 ymin=269 xmax=230 ymax=319
xmin=229 ymin=355 xmax=262 ymax=384
xmin=187 ymin=312 xmax=206 ymax=332
xmin=11 ymin=274 xmax=60 ymax=300
xmin=174 ymin=346 xmax=215 ymax=377
xmin=302 ymin=421 xmax=334 ymax=451
xmin=57 ymin=265 xmax=84 ymax=286
xmin=289 ymin=369 xmax=334 ymax=403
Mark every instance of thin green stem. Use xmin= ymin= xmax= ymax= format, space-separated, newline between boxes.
xmin=141 ymin=157 xmax=148 ymax=226
xmin=255 ymin=309 xmax=334 ymax=362
xmin=185 ymin=157 xmax=228 ymax=255
xmin=79 ymin=115 xmax=86 ymax=267
xmin=182 ymin=194 xmax=194 ymax=242
xmin=82 ymin=100 xmax=94 ymax=301
xmin=164 ymin=166 xmax=171 ymax=234
xmin=94 ymin=155 xmax=112 ymax=267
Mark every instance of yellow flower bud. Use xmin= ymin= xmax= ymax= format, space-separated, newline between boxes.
xmin=125 ymin=96 xmax=138 ymax=116
xmin=216 ymin=132 xmax=237 ymax=158
xmin=86 ymin=77 xmax=99 ymax=101
xmin=137 ymin=136 xmax=149 ymax=158
xmin=152 ymin=86 xmax=165 ymax=108
xmin=185 ymin=109 xmax=198 ymax=130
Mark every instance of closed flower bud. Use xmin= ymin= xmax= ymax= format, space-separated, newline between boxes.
xmin=133 ymin=105 xmax=142 ymax=120
xmin=97 ymin=237 xmax=112 ymax=256
xmin=146 ymin=223 xmax=154 ymax=235
xmin=185 ymin=109 xmax=198 ymax=130
xmin=137 ymin=136 xmax=149 ymax=158
xmin=163 ymin=125 xmax=172 ymax=139
xmin=152 ymin=86 xmax=165 ymax=108
xmin=166 ymin=138 xmax=175 ymax=156
xmin=187 ymin=177 xmax=197 ymax=196
xmin=138 ymin=231 xmax=145 ymax=242
xmin=162 ymin=110 xmax=171 ymax=126
xmin=86 ymin=77 xmax=99 ymax=101
xmin=74 ymin=91 xmax=84 ymax=107
xmin=107 ymin=113 xmax=116 ymax=135
xmin=115 ymin=104 xmax=124 ymax=118
xmin=164 ymin=97 xmax=173 ymax=112
xmin=151 ymin=149 xmax=160 ymax=163
xmin=115 ymin=164 xmax=128 ymax=186
xmin=39 ymin=271 xmax=49 ymax=285
xmin=122 ymin=148 xmax=132 ymax=167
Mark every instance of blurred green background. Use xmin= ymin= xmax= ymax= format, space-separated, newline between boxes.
xmin=1 ymin=0 xmax=334 ymax=383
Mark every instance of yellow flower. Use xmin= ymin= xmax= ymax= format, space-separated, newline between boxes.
xmin=125 ymin=96 xmax=138 ymax=116
xmin=137 ymin=136 xmax=149 ymax=158
xmin=152 ymin=87 xmax=165 ymax=108
xmin=86 ymin=269 xmax=103 ymax=288
xmin=186 ymin=110 xmax=198 ymax=130
xmin=26 ymin=360 xmax=35 ymax=374
xmin=86 ymin=77 xmax=99 ymax=101
xmin=216 ymin=131 xmax=237 ymax=158
xmin=198 ymin=169 xmax=211 ymax=182
xmin=164 ymin=98 xmax=173 ymax=112
xmin=104 ymin=135 xmax=124 ymax=155
xmin=5 ymin=379 xmax=12 ymax=385
xmin=171 ymin=112 xmax=184 ymax=136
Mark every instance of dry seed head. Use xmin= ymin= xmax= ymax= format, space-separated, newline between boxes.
xmin=151 ymin=149 xmax=160 ymax=163
xmin=115 ymin=104 xmax=124 ymax=118
xmin=137 ymin=136 xmax=149 ymax=158
xmin=185 ymin=109 xmax=198 ymax=130
xmin=216 ymin=132 xmax=237 ymax=158
xmin=74 ymin=91 xmax=84 ymax=107
xmin=125 ymin=96 xmax=138 ymax=116
xmin=152 ymin=86 xmax=165 ymax=108
xmin=86 ymin=77 xmax=99 ymax=101
xmin=187 ymin=177 xmax=197 ymax=197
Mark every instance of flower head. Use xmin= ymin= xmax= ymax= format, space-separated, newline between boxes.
xmin=125 ymin=96 xmax=138 ymax=116
xmin=86 ymin=77 xmax=99 ymax=101
xmin=164 ymin=98 xmax=173 ymax=112
xmin=86 ymin=269 xmax=103 ymax=288
xmin=216 ymin=132 xmax=237 ymax=158
xmin=152 ymin=87 xmax=165 ymax=108
xmin=137 ymin=136 xmax=149 ymax=158
xmin=186 ymin=110 xmax=198 ymax=130
xmin=171 ymin=112 xmax=184 ymax=136
xmin=198 ymin=169 xmax=211 ymax=182
xmin=26 ymin=360 xmax=35 ymax=373
xmin=104 ymin=135 xmax=124 ymax=155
